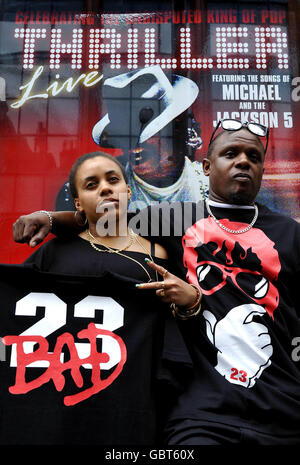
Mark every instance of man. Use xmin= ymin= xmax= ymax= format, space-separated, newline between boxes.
xmin=13 ymin=120 xmax=300 ymax=445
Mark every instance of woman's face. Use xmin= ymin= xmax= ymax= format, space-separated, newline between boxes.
xmin=74 ymin=156 xmax=131 ymax=229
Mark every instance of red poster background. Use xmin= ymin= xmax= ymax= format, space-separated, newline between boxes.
xmin=0 ymin=1 xmax=299 ymax=263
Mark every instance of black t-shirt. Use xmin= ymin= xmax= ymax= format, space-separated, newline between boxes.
xmin=137 ymin=201 xmax=300 ymax=435
xmin=0 ymin=236 xmax=171 ymax=445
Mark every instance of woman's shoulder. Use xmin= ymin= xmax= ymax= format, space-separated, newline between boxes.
xmin=26 ymin=235 xmax=85 ymax=259
xmin=135 ymin=235 xmax=168 ymax=259
xmin=153 ymin=242 xmax=168 ymax=259
xmin=41 ymin=235 xmax=83 ymax=249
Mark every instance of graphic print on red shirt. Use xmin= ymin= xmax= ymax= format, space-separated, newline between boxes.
xmin=182 ymin=216 xmax=281 ymax=388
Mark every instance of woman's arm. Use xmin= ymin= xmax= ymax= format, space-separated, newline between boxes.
xmin=13 ymin=211 xmax=85 ymax=247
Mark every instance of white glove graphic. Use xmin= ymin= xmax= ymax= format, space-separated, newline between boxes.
xmin=203 ymin=304 xmax=273 ymax=388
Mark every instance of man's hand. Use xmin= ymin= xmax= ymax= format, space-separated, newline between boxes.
xmin=13 ymin=212 xmax=51 ymax=247
xmin=203 ymin=304 xmax=273 ymax=388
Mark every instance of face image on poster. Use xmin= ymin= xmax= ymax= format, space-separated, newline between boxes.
xmin=0 ymin=0 xmax=299 ymax=262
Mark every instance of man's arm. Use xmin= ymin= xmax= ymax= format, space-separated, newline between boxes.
xmin=13 ymin=202 xmax=189 ymax=248
xmin=13 ymin=211 xmax=84 ymax=247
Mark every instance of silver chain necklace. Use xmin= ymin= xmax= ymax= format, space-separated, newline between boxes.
xmin=205 ymin=200 xmax=258 ymax=234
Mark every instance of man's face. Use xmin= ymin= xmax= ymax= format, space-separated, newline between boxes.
xmin=203 ymin=129 xmax=265 ymax=205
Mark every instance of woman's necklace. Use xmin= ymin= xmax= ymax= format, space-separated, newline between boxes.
xmin=206 ymin=199 xmax=258 ymax=234
xmin=87 ymin=228 xmax=136 ymax=253
xmin=86 ymin=228 xmax=158 ymax=282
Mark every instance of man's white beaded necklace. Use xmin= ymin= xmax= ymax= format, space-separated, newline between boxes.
xmin=205 ymin=200 xmax=258 ymax=234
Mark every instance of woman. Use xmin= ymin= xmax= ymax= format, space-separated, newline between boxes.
xmin=8 ymin=151 xmax=200 ymax=445
xmin=24 ymin=152 xmax=198 ymax=306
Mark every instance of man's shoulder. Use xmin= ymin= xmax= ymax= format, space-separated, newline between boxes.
xmin=132 ymin=200 xmax=204 ymax=215
xmin=130 ymin=200 xmax=204 ymax=227
xmin=257 ymin=203 xmax=300 ymax=237
xmin=129 ymin=201 xmax=205 ymax=240
xmin=258 ymin=203 xmax=299 ymax=225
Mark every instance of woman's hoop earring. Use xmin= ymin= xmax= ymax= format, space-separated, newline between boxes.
xmin=75 ymin=210 xmax=88 ymax=226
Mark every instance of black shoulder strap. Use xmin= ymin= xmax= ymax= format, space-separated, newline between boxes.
xmin=150 ymin=241 xmax=155 ymax=257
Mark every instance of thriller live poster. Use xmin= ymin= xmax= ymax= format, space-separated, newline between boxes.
xmin=0 ymin=1 xmax=299 ymax=263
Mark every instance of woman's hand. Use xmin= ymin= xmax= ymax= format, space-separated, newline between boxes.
xmin=13 ymin=211 xmax=52 ymax=247
xmin=136 ymin=259 xmax=202 ymax=309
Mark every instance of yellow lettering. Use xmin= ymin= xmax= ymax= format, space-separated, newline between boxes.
xmin=11 ymin=67 xmax=103 ymax=108
xmin=11 ymin=66 xmax=48 ymax=108
xmin=65 ymin=74 xmax=87 ymax=92
xmin=46 ymin=79 xmax=60 ymax=96
xmin=47 ymin=74 xmax=86 ymax=96
xmin=83 ymin=71 xmax=103 ymax=87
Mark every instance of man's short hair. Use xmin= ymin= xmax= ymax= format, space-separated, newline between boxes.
xmin=207 ymin=128 xmax=265 ymax=158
